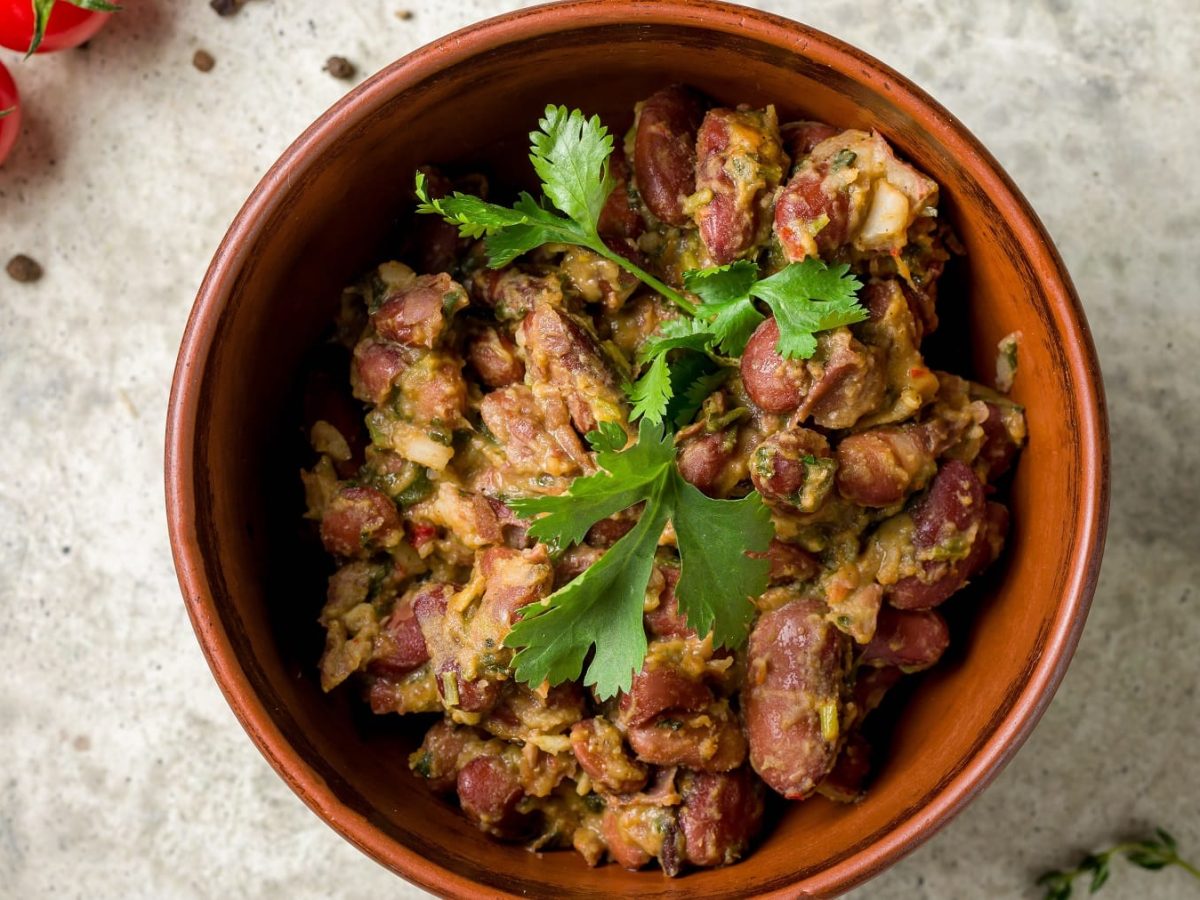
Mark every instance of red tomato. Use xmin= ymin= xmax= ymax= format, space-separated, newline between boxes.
xmin=0 ymin=0 xmax=114 ymax=54
xmin=0 ymin=61 xmax=19 ymax=165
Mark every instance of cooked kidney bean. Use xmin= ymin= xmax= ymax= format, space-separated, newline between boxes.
xmin=861 ymin=606 xmax=949 ymax=670
xmin=750 ymin=426 xmax=836 ymax=513
xmin=350 ymin=337 xmax=415 ymax=405
xmin=598 ymin=144 xmax=646 ymax=241
xmin=319 ymin=486 xmax=404 ymax=558
xmin=466 ymin=324 xmax=524 ymax=389
xmin=373 ymin=272 xmax=466 ymax=349
xmin=457 ymin=755 xmax=534 ymax=839
xmin=479 ymin=385 xmax=582 ymax=477
xmin=744 ymin=599 xmax=849 ymax=799
xmin=678 ymin=768 xmax=765 ymax=867
xmin=764 ymin=539 xmax=820 ymax=584
xmin=468 ymin=268 xmax=563 ymax=322
xmin=570 ymin=717 xmax=648 ymax=795
xmin=741 ymin=318 xmax=814 ymax=413
xmin=977 ymin=402 xmax=1022 ymax=482
xmin=619 ymin=666 xmax=712 ymax=727
xmin=780 ymin=120 xmax=840 ymax=162
xmin=626 ymin=702 xmax=747 ymax=772
xmin=850 ymin=663 xmax=903 ymax=720
xmin=368 ymin=594 xmax=429 ymax=676
xmin=410 ymin=719 xmax=470 ymax=793
xmin=477 ymin=545 xmax=553 ymax=632
xmin=910 ymin=459 xmax=985 ymax=549
xmin=584 ymin=507 xmax=638 ymax=547
xmin=693 ymin=106 xmax=787 ymax=264
xmin=522 ymin=304 xmax=629 ymax=439
xmin=644 ymin=566 xmax=697 ymax=639
xmin=675 ymin=430 xmax=737 ymax=497
xmin=816 ymin=731 xmax=871 ymax=803
xmin=634 ymin=84 xmax=705 ymax=227
xmin=774 ymin=164 xmax=851 ymax=260
xmin=835 ymin=426 xmax=935 ymax=508
xmin=798 ymin=329 xmax=887 ymax=429
xmin=602 ymin=807 xmax=653 ymax=870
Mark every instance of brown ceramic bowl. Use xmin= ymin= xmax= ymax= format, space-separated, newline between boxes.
xmin=165 ymin=1 xmax=1109 ymax=896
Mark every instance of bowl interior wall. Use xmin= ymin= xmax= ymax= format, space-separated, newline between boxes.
xmin=187 ymin=21 xmax=1091 ymax=898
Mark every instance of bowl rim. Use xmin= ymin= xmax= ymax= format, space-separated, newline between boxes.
xmin=164 ymin=1 xmax=1110 ymax=896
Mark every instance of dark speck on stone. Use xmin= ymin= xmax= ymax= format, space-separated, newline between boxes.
xmin=61 ymin=546 xmax=70 ymax=555
xmin=396 ymin=9 xmax=414 ymax=20
xmin=192 ymin=49 xmax=216 ymax=73
xmin=210 ymin=0 xmax=245 ymax=16
xmin=323 ymin=56 xmax=356 ymax=80
xmin=7 ymin=254 xmax=43 ymax=283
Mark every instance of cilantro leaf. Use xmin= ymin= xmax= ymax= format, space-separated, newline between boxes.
xmin=628 ymin=354 xmax=673 ymax=425
xmin=669 ymin=364 xmax=729 ymax=428
xmin=673 ymin=483 xmax=773 ymax=646
xmin=504 ymin=419 xmax=773 ymax=698
xmin=529 ymin=105 xmax=615 ymax=235
xmin=684 ymin=260 xmax=765 ymax=356
xmin=751 ymin=259 xmax=868 ymax=358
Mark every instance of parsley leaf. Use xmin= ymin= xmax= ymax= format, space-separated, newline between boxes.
xmin=504 ymin=419 xmax=772 ymax=698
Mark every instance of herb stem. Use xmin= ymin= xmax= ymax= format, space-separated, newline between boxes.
xmin=1178 ymin=858 xmax=1200 ymax=881
xmin=589 ymin=238 xmax=697 ymax=316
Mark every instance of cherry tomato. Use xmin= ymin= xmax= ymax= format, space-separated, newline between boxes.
xmin=0 ymin=61 xmax=19 ymax=165
xmin=0 ymin=0 xmax=114 ymax=54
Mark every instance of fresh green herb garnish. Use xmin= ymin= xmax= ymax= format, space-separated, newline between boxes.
xmin=27 ymin=0 xmax=122 ymax=57
xmin=628 ymin=258 xmax=867 ymax=424
xmin=502 ymin=419 xmax=772 ymax=699
xmin=1038 ymin=828 xmax=1200 ymax=899
xmin=415 ymin=105 xmax=694 ymax=314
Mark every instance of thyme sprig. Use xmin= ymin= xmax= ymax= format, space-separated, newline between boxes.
xmin=1038 ymin=828 xmax=1200 ymax=899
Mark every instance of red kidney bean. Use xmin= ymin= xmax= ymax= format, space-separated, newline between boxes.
xmin=851 ymin=663 xmax=903 ymax=719
xmin=456 ymin=755 xmax=534 ymax=840
xmin=373 ymin=272 xmax=465 ymax=349
xmin=350 ymin=337 xmax=414 ymax=405
xmin=468 ymin=268 xmax=562 ymax=322
xmin=977 ymin=402 xmax=1021 ymax=481
xmin=410 ymin=720 xmax=469 ymax=793
xmin=319 ymin=486 xmax=404 ymax=558
xmin=477 ymin=545 xmax=553 ymax=631
xmin=764 ymin=539 xmax=820 ymax=584
xmin=797 ymin=328 xmax=887 ymax=429
xmin=626 ymin=703 xmax=747 ymax=772
xmin=479 ymin=384 xmax=581 ymax=476
xmin=774 ymin=164 xmax=851 ymax=260
xmin=816 ymin=731 xmax=871 ymax=803
xmin=693 ymin=107 xmax=786 ymax=264
xmin=644 ymin=566 xmax=696 ymax=639
xmin=750 ymin=426 xmax=836 ymax=513
xmin=570 ymin=717 xmax=649 ymax=795
xmin=368 ymin=594 xmax=429 ymax=676
xmin=634 ymin=84 xmax=705 ymax=226
xmin=435 ymin=660 xmax=502 ymax=715
xmin=861 ymin=606 xmax=949 ymax=671
xmin=598 ymin=144 xmax=646 ymax=241
xmin=835 ymin=426 xmax=935 ymax=508
xmin=744 ymin=599 xmax=849 ymax=799
xmin=584 ymin=508 xmax=638 ymax=547
xmin=780 ymin=120 xmax=839 ymax=161
xmin=676 ymin=430 xmax=737 ymax=497
xmin=910 ymin=459 xmax=985 ymax=548
xmin=553 ymin=544 xmax=605 ymax=587
xmin=602 ymin=808 xmax=653 ymax=870
xmin=678 ymin=768 xmax=765 ymax=867
xmin=465 ymin=324 xmax=524 ymax=389
xmin=619 ymin=666 xmax=712 ymax=727
xmin=741 ymin=317 xmax=814 ymax=413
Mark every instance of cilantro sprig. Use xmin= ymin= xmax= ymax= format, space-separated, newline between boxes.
xmin=628 ymin=258 xmax=867 ymax=424
xmin=503 ymin=420 xmax=772 ymax=699
xmin=415 ymin=105 xmax=695 ymax=315
xmin=1038 ymin=828 xmax=1199 ymax=899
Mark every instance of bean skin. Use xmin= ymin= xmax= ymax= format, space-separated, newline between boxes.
xmin=644 ymin=566 xmax=697 ymax=639
xmin=477 ymin=545 xmax=553 ymax=632
xmin=350 ymin=337 xmax=415 ymax=405
xmin=977 ymin=402 xmax=1022 ymax=482
xmin=602 ymin=808 xmax=654 ymax=870
xmin=410 ymin=720 xmax=469 ymax=794
xmin=774 ymin=163 xmax=851 ymax=260
xmin=678 ymin=768 xmax=765 ymax=867
xmin=619 ymin=665 xmax=712 ymax=727
xmin=750 ymin=426 xmax=836 ymax=514
xmin=835 ymin=427 xmax=935 ymax=508
xmin=780 ymin=120 xmax=840 ymax=162
xmin=367 ymin=593 xmax=429 ymax=676
xmin=479 ymin=384 xmax=581 ymax=477
xmin=741 ymin=318 xmax=814 ymax=413
xmin=456 ymin=755 xmax=534 ymax=840
xmin=861 ymin=606 xmax=949 ymax=671
xmin=911 ymin=459 xmax=985 ymax=549
xmin=319 ymin=486 xmax=404 ymax=558
xmin=693 ymin=107 xmax=787 ymax=264
xmin=570 ymin=717 xmax=648 ymax=795
xmin=815 ymin=731 xmax=871 ymax=803
xmin=744 ymin=599 xmax=850 ymax=799
xmin=598 ymin=144 xmax=646 ymax=241
xmin=676 ymin=430 xmax=738 ymax=497
xmin=798 ymin=328 xmax=888 ymax=429
xmin=373 ymin=272 xmax=466 ymax=349
xmin=466 ymin=324 xmax=524 ymax=389
xmin=765 ymin=539 xmax=820 ymax=584
xmin=626 ymin=702 xmax=747 ymax=772
xmin=634 ymin=85 xmax=705 ymax=226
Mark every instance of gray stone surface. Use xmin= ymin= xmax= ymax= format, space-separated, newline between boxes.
xmin=0 ymin=0 xmax=1195 ymax=897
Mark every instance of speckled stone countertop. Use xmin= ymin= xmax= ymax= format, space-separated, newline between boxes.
xmin=1 ymin=1 xmax=1195 ymax=897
